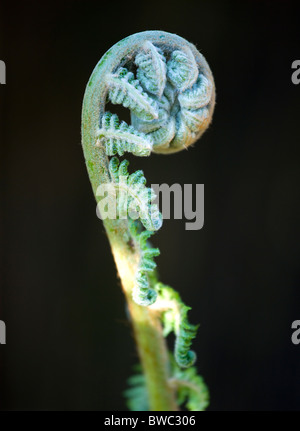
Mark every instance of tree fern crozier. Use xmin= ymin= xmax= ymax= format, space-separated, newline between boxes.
xmin=81 ymin=30 xmax=215 ymax=411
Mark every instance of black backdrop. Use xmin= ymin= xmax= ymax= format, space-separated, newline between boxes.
xmin=1 ymin=0 xmax=300 ymax=411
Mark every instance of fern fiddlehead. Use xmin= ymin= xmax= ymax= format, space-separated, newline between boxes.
xmin=97 ymin=112 xmax=153 ymax=157
xmin=81 ymin=31 xmax=215 ymax=411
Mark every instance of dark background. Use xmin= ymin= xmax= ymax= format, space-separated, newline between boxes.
xmin=1 ymin=0 xmax=300 ymax=411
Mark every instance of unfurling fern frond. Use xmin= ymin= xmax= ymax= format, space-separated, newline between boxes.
xmin=131 ymin=227 xmax=160 ymax=306
xmin=83 ymin=31 xmax=216 ymax=411
xmin=108 ymin=157 xmax=162 ymax=232
xmin=125 ymin=359 xmax=209 ymax=412
xmin=166 ymin=49 xmax=198 ymax=92
xmin=174 ymin=306 xmax=198 ymax=368
xmin=131 ymin=106 xmax=169 ymax=134
xmin=133 ymin=269 xmax=157 ymax=306
xmin=163 ymin=81 xmax=177 ymax=107
xmin=156 ymin=283 xmax=198 ymax=368
xmin=107 ymin=67 xmax=159 ymax=120
xmin=135 ymin=41 xmax=167 ymax=98
xmin=171 ymin=114 xmax=196 ymax=149
xmin=124 ymin=365 xmax=149 ymax=411
xmin=147 ymin=117 xmax=176 ymax=150
xmin=97 ymin=112 xmax=153 ymax=157
xmin=181 ymin=107 xmax=210 ymax=133
xmin=171 ymin=361 xmax=209 ymax=411
xmin=178 ymin=74 xmax=213 ymax=110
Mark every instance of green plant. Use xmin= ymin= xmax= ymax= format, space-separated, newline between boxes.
xmin=81 ymin=30 xmax=215 ymax=411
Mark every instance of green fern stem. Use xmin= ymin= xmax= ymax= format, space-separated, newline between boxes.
xmin=109 ymin=234 xmax=177 ymax=410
